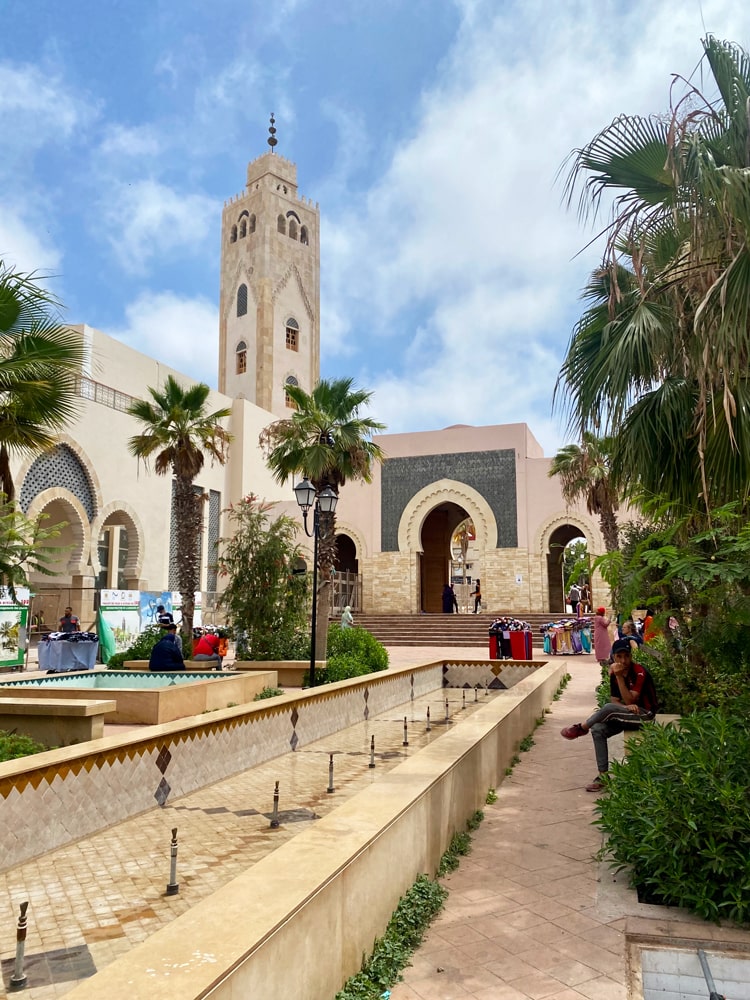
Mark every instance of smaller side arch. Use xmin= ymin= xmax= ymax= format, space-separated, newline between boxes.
xmin=90 ymin=501 xmax=145 ymax=583
xmin=26 ymin=488 xmax=92 ymax=575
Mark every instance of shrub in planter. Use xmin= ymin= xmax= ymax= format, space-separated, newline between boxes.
xmin=107 ymin=625 xmax=163 ymax=670
xmin=0 ymin=731 xmax=48 ymax=761
xmin=303 ymin=625 xmax=389 ymax=685
xmin=597 ymin=702 xmax=750 ymax=923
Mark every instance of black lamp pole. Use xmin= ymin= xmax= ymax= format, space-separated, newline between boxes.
xmin=294 ymin=479 xmax=338 ymax=688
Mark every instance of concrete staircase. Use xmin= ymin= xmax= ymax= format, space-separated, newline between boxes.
xmin=355 ymin=612 xmax=567 ymax=648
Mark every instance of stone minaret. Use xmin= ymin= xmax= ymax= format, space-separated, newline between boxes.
xmin=218 ymin=116 xmax=320 ymax=414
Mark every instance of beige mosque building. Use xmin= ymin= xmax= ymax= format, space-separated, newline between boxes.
xmin=13 ymin=135 xmax=606 ymax=629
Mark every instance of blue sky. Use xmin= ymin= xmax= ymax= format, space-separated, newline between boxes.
xmin=2 ymin=0 xmax=750 ymax=454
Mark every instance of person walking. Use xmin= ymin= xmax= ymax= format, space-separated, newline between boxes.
xmin=567 ymin=583 xmax=581 ymax=616
xmin=341 ymin=605 xmax=354 ymax=628
xmin=593 ymin=606 xmax=612 ymax=667
xmin=560 ymin=638 xmax=659 ymax=792
xmin=471 ymin=579 xmax=482 ymax=614
xmin=442 ymin=584 xmax=455 ymax=613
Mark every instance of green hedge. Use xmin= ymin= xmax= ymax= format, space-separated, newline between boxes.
xmin=306 ymin=625 xmax=389 ymax=686
xmin=0 ymin=731 xmax=48 ymax=761
xmin=597 ymin=703 xmax=750 ymax=923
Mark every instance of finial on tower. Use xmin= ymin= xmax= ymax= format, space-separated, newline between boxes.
xmin=268 ymin=113 xmax=278 ymax=151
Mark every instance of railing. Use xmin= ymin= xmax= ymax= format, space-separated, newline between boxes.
xmin=76 ymin=376 xmax=139 ymax=413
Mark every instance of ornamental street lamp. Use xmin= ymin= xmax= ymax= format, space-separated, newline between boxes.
xmin=294 ymin=479 xmax=338 ymax=687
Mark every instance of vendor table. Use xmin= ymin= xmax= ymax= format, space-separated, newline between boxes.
xmin=38 ymin=640 xmax=99 ymax=673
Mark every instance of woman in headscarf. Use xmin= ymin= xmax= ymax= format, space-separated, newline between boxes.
xmin=593 ymin=606 xmax=612 ymax=667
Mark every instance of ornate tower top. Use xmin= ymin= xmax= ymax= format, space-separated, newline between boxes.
xmin=268 ymin=113 xmax=278 ymax=151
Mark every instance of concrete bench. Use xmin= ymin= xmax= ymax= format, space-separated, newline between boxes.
xmin=233 ymin=661 xmax=326 ymax=687
xmin=0 ymin=698 xmax=116 ymax=746
xmin=123 ymin=660 xmax=223 ymax=672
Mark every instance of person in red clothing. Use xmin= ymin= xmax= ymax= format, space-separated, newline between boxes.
xmin=193 ymin=631 xmax=223 ymax=670
xmin=560 ymin=638 xmax=658 ymax=792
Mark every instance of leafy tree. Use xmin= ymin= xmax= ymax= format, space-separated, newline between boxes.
xmin=0 ymin=499 xmax=66 ymax=599
xmin=0 ymin=260 xmax=84 ymax=499
xmin=128 ymin=376 xmax=231 ymax=643
xmin=217 ymin=495 xmax=311 ymax=661
xmin=548 ymin=433 xmax=620 ymax=550
xmin=260 ymin=377 xmax=385 ymax=660
xmin=563 ymin=538 xmax=589 ymax=591
xmin=556 ymin=37 xmax=750 ymax=517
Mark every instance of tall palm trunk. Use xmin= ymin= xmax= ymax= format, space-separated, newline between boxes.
xmin=315 ymin=507 xmax=337 ymax=661
xmin=599 ymin=509 xmax=619 ymax=552
xmin=0 ymin=445 xmax=14 ymax=502
xmin=173 ymin=475 xmax=203 ymax=647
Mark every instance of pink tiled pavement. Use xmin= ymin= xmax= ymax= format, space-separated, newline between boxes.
xmin=391 ymin=653 xmax=630 ymax=1000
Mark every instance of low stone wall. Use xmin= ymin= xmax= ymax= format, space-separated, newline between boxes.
xmin=232 ymin=659 xmax=326 ymax=686
xmin=65 ymin=659 xmax=566 ymax=1000
xmin=0 ymin=698 xmax=116 ymax=745
xmin=0 ymin=671 xmax=277 ymax=725
xmin=0 ymin=660 xmax=447 ymax=871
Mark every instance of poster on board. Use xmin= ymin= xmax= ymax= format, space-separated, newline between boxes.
xmin=0 ymin=587 xmax=30 ymax=669
xmin=99 ymin=590 xmax=203 ymax=653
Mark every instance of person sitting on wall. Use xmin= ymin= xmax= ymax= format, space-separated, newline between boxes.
xmin=193 ymin=630 xmax=223 ymax=670
xmin=149 ymin=623 xmax=185 ymax=671
xmin=560 ymin=638 xmax=659 ymax=793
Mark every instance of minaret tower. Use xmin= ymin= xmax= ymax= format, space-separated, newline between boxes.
xmin=218 ymin=116 xmax=320 ymax=415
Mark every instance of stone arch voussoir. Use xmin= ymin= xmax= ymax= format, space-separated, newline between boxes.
xmin=398 ymin=479 xmax=498 ymax=554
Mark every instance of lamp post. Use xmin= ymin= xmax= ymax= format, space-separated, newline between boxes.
xmin=294 ymin=479 xmax=338 ymax=687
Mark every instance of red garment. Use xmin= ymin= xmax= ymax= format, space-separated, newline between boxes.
xmin=643 ymin=615 xmax=656 ymax=642
xmin=609 ymin=662 xmax=658 ymax=714
xmin=193 ymin=633 xmax=220 ymax=656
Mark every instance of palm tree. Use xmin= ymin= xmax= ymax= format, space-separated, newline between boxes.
xmin=260 ymin=377 xmax=385 ymax=660
xmin=548 ymin=433 xmax=620 ymax=551
xmin=128 ymin=376 xmax=231 ymax=642
xmin=0 ymin=260 xmax=84 ymax=500
xmin=556 ymin=36 xmax=750 ymax=518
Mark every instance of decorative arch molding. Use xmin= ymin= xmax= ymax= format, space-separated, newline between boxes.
xmin=90 ymin=501 xmax=145 ymax=581
xmin=534 ymin=511 xmax=602 ymax=559
xmin=17 ymin=436 xmax=103 ymax=522
xmin=26 ymin=488 xmax=92 ymax=575
xmin=222 ymin=262 xmax=258 ymax=322
xmin=398 ymin=479 xmax=498 ymax=554
xmin=334 ymin=521 xmax=368 ymax=561
xmin=272 ymin=263 xmax=315 ymax=322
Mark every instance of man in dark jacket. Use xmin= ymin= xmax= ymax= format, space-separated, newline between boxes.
xmin=149 ymin=624 xmax=185 ymax=671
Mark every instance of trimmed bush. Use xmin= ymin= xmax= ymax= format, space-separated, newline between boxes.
xmin=597 ymin=703 xmax=750 ymax=923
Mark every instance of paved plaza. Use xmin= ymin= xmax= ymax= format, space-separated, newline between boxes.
xmin=2 ymin=647 xmax=728 ymax=999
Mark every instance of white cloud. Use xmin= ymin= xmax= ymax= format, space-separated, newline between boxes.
xmin=0 ymin=203 xmax=62 ymax=275
xmin=321 ymin=0 xmax=750 ymax=454
xmin=98 ymin=124 xmax=164 ymax=160
xmin=102 ymin=180 xmax=219 ymax=273
xmin=109 ymin=290 xmax=219 ymax=381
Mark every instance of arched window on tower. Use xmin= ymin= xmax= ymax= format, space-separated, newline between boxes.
xmin=285 ymin=318 xmax=299 ymax=352
xmin=230 ymin=225 xmax=238 ymax=243
xmin=289 ymin=219 xmax=298 ymax=240
xmin=249 ymin=214 xmax=256 ymax=234
xmin=239 ymin=218 xmax=247 ymax=238
xmin=285 ymin=375 xmax=299 ymax=408
xmin=237 ymin=284 xmax=248 ymax=317
xmin=277 ymin=214 xmax=286 ymax=235
xmin=236 ymin=341 xmax=247 ymax=375
xmin=300 ymin=225 xmax=309 ymax=245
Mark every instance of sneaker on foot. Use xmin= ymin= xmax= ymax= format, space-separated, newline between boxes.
xmin=586 ymin=776 xmax=606 ymax=792
xmin=561 ymin=723 xmax=587 ymax=740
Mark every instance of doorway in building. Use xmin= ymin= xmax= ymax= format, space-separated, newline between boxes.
xmin=420 ymin=502 xmax=471 ymax=613
xmin=547 ymin=524 xmax=589 ymax=613
xmin=333 ymin=534 xmax=360 ymax=612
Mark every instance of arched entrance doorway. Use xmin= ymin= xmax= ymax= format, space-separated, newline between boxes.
xmin=420 ymin=502 xmax=471 ymax=612
xmin=333 ymin=533 xmax=360 ymax=611
xmin=547 ymin=523 xmax=587 ymax=612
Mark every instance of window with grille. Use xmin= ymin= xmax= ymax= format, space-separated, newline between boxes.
xmin=237 ymin=284 xmax=247 ymax=317
xmin=236 ymin=340 xmax=247 ymax=374
xmin=285 ymin=318 xmax=299 ymax=351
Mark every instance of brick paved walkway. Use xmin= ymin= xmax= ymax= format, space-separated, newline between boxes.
xmin=391 ymin=653 xmax=631 ymax=1000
